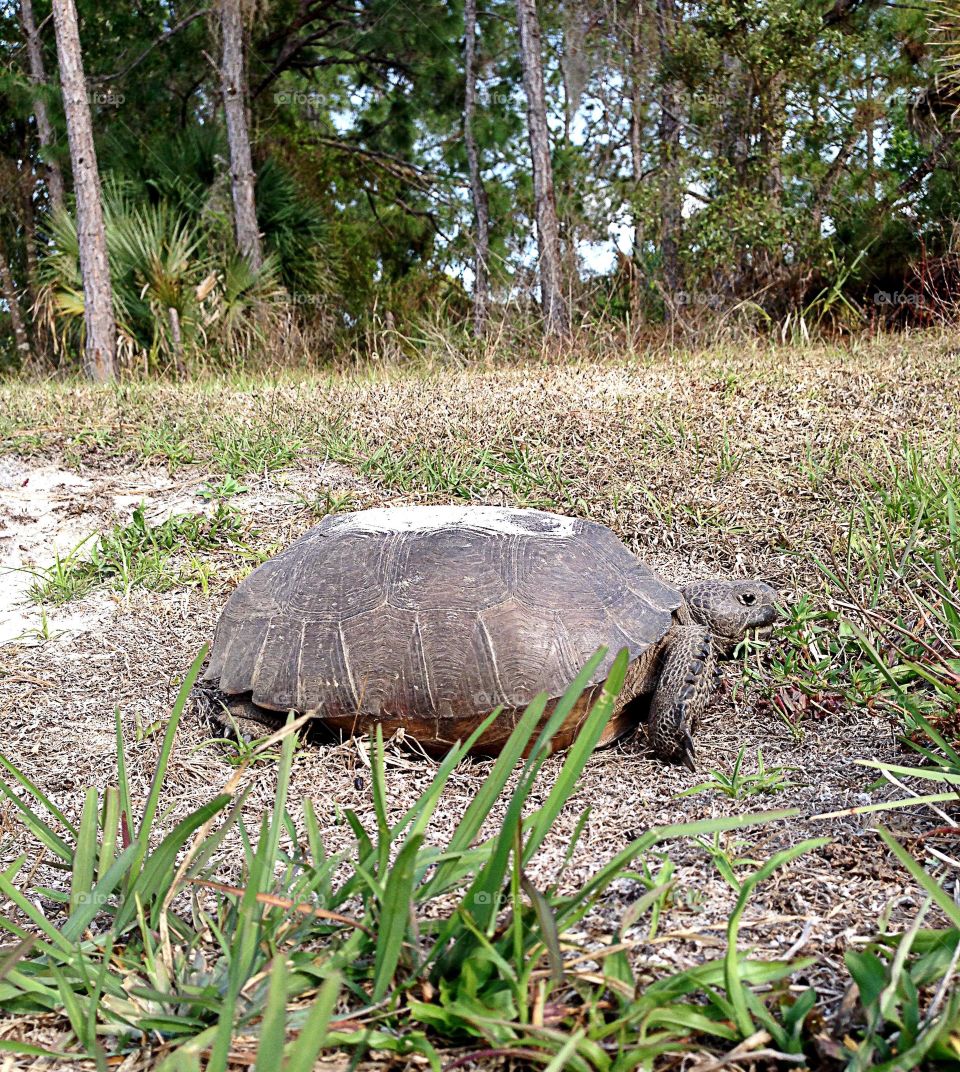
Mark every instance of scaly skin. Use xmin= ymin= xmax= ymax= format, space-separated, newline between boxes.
xmin=648 ymin=625 xmax=715 ymax=770
xmin=646 ymin=578 xmax=779 ymax=768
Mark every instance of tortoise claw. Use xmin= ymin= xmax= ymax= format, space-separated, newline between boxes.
xmin=680 ymin=733 xmax=696 ymax=772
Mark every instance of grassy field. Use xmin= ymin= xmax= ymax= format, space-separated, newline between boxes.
xmin=0 ymin=332 xmax=958 ymax=1070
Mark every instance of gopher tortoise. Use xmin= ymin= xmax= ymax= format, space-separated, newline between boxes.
xmin=199 ymin=505 xmax=778 ymax=768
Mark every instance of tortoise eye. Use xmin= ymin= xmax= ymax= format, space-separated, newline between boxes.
xmin=740 ymin=592 xmax=757 ymax=606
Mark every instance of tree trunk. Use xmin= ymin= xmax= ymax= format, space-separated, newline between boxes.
xmin=21 ymin=0 xmax=66 ymax=213
xmin=463 ymin=0 xmax=490 ymax=335
xmin=629 ymin=0 xmax=649 ymax=325
xmin=0 ymin=242 xmax=32 ymax=365
xmin=52 ymin=0 xmax=116 ymax=381
xmin=655 ymin=0 xmax=682 ymax=313
xmin=219 ymin=0 xmax=263 ymax=270
xmin=515 ymin=0 xmax=568 ymax=336
xmin=18 ymin=161 xmax=40 ymax=312
xmin=761 ymin=71 xmax=786 ymax=208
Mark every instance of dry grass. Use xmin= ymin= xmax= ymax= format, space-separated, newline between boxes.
xmin=0 ymin=330 xmax=958 ymax=1067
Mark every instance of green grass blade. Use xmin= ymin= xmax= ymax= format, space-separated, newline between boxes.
xmin=285 ymin=974 xmax=341 ymax=1072
xmin=114 ymin=796 xmax=231 ymax=931
xmin=97 ymin=787 xmax=120 ymax=883
xmin=0 ymin=772 xmax=75 ymax=863
xmin=0 ymin=1040 xmax=83 ymax=1060
xmin=114 ymin=708 xmax=134 ymax=855
xmin=724 ymin=838 xmax=829 ymax=1037
xmin=420 ymin=699 xmax=546 ymax=901
xmin=70 ymin=788 xmax=99 ymax=915
xmin=856 ymin=760 xmax=960 ymax=786
xmin=523 ymin=648 xmax=628 ymax=863
xmin=876 ymin=826 xmax=960 ymax=928
xmin=521 ymin=873 xmax=563 ymax=984
xmin=255 ymin=956 xmax=290 ymax=1071
xmin=0 ymin=866 xmax=79 ymax=956
xmin=373 ymin=833 xmax=423 ymax=1001
xmin=130 ymin=645 xmax=208 ymax=878
xmin=557 ymin=810 xmax=799 ymax=933
xmin=813 ymin=792 xmax=959 ymax=820
xmin=525 ymin=649 xmax=609 ymax=760
xmin=370 ymin=726 xmax=391 ymax=879
xmin=61 ymin=843 xmax=139 ymax=942
xmin=262 ymin=714 xmax=297 ymax=877
xmin=0 ymin=754 xmax=77 ymax=835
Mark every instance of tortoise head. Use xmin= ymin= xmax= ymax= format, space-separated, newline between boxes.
xmin=682 ymin=579 xmax=780 ymax=656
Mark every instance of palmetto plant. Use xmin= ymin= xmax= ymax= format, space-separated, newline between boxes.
xmin=35 ymin=184 xmax=287 ymax=372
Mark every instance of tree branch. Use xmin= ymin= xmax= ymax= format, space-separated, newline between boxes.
xmin=90 ymin=8 xmax=210 ymax=84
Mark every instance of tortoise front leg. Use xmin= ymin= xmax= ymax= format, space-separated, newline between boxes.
xmin=648 ymin=625 xmax=716 ymax=770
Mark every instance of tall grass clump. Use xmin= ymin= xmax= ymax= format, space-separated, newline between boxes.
xmin=33 ymin=155 xmax=340 ymax=375
xmin=769 ymin=440 xmax=960 ymax=739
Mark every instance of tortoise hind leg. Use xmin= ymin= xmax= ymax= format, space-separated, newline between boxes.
xmin=194 ymin=685 xmax=287 ymax=743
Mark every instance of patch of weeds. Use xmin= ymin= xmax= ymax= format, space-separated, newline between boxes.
xmin=293 ymin=487 xmax=356 ymax=519
xmin=200 ymin=730 xmax=288 ymax=767
xmin=816 ymin=716 xmax=960 ymax=1068
xmin=795 ymin=441 xmax=960 ymax=736
xmin=68 ymin=427 xmax=115 ymax=452
xmin=680 ymin=746 xmax=798 ymax=800
xmin=360 ymin=444 xmax=487 ymax=498
xmin=13 ymin=606 xmax=54 ymax=645
xmin=694 ymin=832 xmax=763 ymax=891
xmin=619 ymin=853 xmax=676 ymax=939
xmin=317 ymin=419 xmax=367 ymax=463
xmin=62 ymin=428 xmax=116 ymax=469
xmin=715 ymin=426 xmax=746 ymax=477
xmin=763 ymin=594 xmax=895 ymax=717
xmin=139 ymin=420 xmax=195 ymax=470
xmin=23 ymin=542 xmax=99 ymax=604
xmin=198 ymin=475 xmax=248 ymax=501
xmin=355 ymin=437 xmax=567 ymax=506
xmin=800 ymin=437 xmax=850 ymax=492
xmin=29 ymin=503 xmax=253 ymax=603
xmin=844 ymin=927 xmax=960 ymax=1069
xmin=208 ymin=424 xmax=301 ymax=477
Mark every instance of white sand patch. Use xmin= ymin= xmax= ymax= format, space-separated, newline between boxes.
xmin=0 ymin=457 xmax=379 ymax=647
xmin=0 ymin=458 xmax=103 ymax=644
xmin=0 ymin=459 xmax=196 ymax=646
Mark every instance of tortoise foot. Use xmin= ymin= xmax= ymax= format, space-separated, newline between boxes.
xmin=194 ymin=685 xmax=286 ymax=744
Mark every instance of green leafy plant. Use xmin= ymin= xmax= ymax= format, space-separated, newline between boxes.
xmin=198 ymin=475 xmax=249 ymax=501
xmin=680 ymin=746 xmax=798 ymax=800
xmin=292 ymin=487 xmax=356 ymax=519
xmin=208 ymin=424 xmax=301 ymax=478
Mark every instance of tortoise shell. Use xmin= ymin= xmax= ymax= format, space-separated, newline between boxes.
xmin=202 ymin=506 xmax=682 ymax=751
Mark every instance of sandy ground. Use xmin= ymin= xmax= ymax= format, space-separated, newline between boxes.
xmin=2 ymin=341 xmax=958 ymax=1065
xmin=0 ymin=455 xmax=921 ymax=1018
